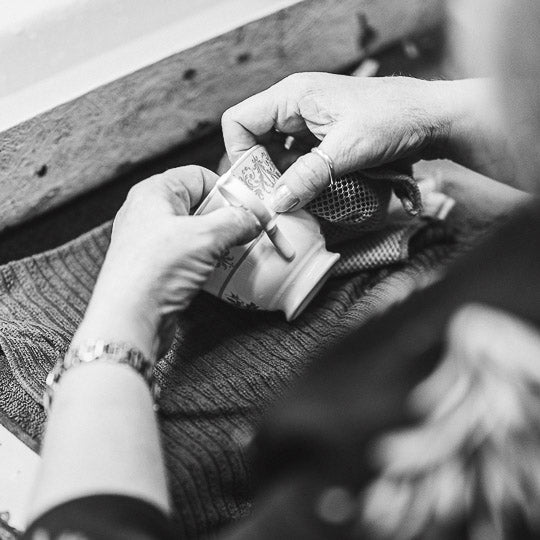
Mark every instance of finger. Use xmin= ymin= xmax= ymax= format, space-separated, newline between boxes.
xmin=222 ymin=82 xmax=306 ymax=165
xmin=269 ymin=128 xmax=347 ymax=212
xmin=135 ymin=166 xmax=219 ymax=213
xmin=222 ymin=89 xmax=278 ymax=165
xmin=196 ymin=206 xmax=262 ymax=249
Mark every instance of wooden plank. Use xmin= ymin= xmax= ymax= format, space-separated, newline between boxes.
xmin=0 ymin=0 xmax=443 ymax=231
xmin=0 ymin=0 xmax=303 ymax=130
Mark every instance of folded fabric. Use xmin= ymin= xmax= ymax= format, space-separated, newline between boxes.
xmin=0 ymin=217 xmax=461 ymax=538
xmin=316 ymin=168 xmax=453 ymax=276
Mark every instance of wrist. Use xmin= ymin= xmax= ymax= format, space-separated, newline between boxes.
xmin=45 ymin=341 xmax=159 ymax=412
xmin=429 ymin=79 xmax=496 ymax=162
xmin=74 ymin=276 xmax=163 ymax=360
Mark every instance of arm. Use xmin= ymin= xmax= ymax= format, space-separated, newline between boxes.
xmin=26 ymin=167 xmax=260 ymax=528
xmin=435 ymin=79 xmax=519 ymax=184
xmin=27 ymin=310 xmax=169 ymax=522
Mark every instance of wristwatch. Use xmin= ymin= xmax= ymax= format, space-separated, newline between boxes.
xmin=44 ymin=340 xmax=160 ymax=412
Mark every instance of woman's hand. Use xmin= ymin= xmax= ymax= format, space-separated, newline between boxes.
xmin=73 ymin=166 xmax=261 ymax=358
xmin=222 ymin=73 xmax=487 ymax=212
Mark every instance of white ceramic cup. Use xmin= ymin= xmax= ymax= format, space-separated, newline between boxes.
xmin=195 ymin=145 xmax=340 ymax=320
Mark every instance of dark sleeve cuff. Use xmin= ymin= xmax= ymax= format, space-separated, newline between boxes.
xmin=23 ymin=495 xmax=176 ymax=540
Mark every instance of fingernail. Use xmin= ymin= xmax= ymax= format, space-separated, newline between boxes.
xmin=270 ymin=185 xmax=300 ymax=213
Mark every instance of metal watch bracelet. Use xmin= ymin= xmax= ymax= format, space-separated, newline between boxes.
xmin=44 ymin=340 xmax=160 ymax=412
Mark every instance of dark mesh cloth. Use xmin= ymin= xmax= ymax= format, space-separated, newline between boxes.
xmin=23 ymin=496 xmax=175 ymax=540
xmin=307 ymin=166 xmax=421 ymax=229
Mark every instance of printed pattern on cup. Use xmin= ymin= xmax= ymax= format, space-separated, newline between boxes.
xmin=234 ymin=147 xmax=281 ymax=201
xmin=200 ymin=145 xmax=340 ymax=320
xmin=225 ymin=292 xmax=261 ymax=311
xmin=215 ymin=248 xmax=236 ymax=271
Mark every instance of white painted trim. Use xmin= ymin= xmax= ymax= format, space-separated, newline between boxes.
xmin=0 ymin=0 xmax=301 ymax=132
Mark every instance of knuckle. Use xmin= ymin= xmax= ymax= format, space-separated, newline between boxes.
xmin=195 ymin=221 xmax=220 ymax=249
xmin=126 ymin=182 xmax=147 ymax=202
xmin=280 ymin=74 xmax=300 ymax=96
xmin=162 ymin=166 xmax=204 ymax=203
xmin=222 ymin=104 xmax=246 ymax=130
xmin=205 ymin=232 xmax=225 ymax=258
xmin=281 ymin=73 xmax=299 ymax=86
xmin=221 ymin=107 xmax=235 ymax=126
xmin=227 ymin=207 xmax=246 ymax=230
xmin=162 ymin=167 xmax=188 ymax=188
xmin=171 ymin=180 xmax=191 ymax=208
xmin=179 ymin=164 xmax=203 ymax=180
xmin=282 ymin=72 xmax=304 ymax=88
xmin=280 ymin=72 xmax=315 ymax=94
xmin=212 ymin=237 xmax=228 ymax=257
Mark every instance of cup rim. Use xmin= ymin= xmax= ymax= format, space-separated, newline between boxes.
xmin=229 ymin=144 xmax=263 ymax=170
xmin=217 ymin=173 xmax=275 ymax=228
xmin=193 ymin=184 xmax=219 ymax=216
xmin=194 ymin=144 xmax=265 ymax=216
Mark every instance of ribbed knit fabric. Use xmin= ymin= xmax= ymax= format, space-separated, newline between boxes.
xmin=0 ymin=219 xmax=471 ymax=538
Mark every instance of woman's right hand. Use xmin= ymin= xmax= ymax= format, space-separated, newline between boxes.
xmin=222 ymin=73 xmax=483 ymax=212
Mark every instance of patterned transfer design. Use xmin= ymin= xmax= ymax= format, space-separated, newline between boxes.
xmin=214 ymin=248 xmax=235 ymax=271
xmin=207 ymin=146 xmax=450 ymax=315
xmin=225 ymin=293 xmax=261 ymax=311
xmin=235 ymin=148 xmax=281 ymax=201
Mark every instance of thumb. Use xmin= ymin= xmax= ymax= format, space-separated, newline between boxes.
xmin=269 ymin=129 xmax=345 ymax=212
xmin=196 ymin=206 xmax=262 ymax=250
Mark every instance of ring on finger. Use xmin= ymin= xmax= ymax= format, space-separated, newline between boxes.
xmin=311 ymin=147 xmax=335 ymax=187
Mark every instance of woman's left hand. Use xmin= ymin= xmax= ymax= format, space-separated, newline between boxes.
xmin=73 ymin=166 xmax=261 ymax=358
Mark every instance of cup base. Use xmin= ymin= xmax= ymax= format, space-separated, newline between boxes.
xmin=275 ymin=248 xmax=340 ymax=321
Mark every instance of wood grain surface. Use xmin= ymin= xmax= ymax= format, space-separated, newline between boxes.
xmin=0 ymin=0 xmax=443 ymax=231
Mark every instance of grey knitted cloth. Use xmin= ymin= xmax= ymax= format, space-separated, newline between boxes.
xmin=0 ymin=220 xmax=464 ymax=538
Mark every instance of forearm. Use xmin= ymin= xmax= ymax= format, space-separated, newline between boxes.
xmin=433 ymin=79 xmax=519 ymax=183
xmin=27 ymin=270 xmax=169 ymax=525
xmin=70 ymin=255 xmax=163 ymax=359
xmin=27 ymin=361 xmax=169 ymax=524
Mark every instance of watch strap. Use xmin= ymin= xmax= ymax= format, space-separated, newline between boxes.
xmin=44 ymin=341 xmax=159 ymax=412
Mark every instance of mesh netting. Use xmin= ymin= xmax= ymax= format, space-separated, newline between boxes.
xmin=219 ymin=147 xmax=425 ymax=275
xmin=330 ymin=224 xmax=421 ymax=276
xmin=306 ymin=172 xmax=391 ymax=228
xmin=307 ymin=167 xmax=422 ymax=238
